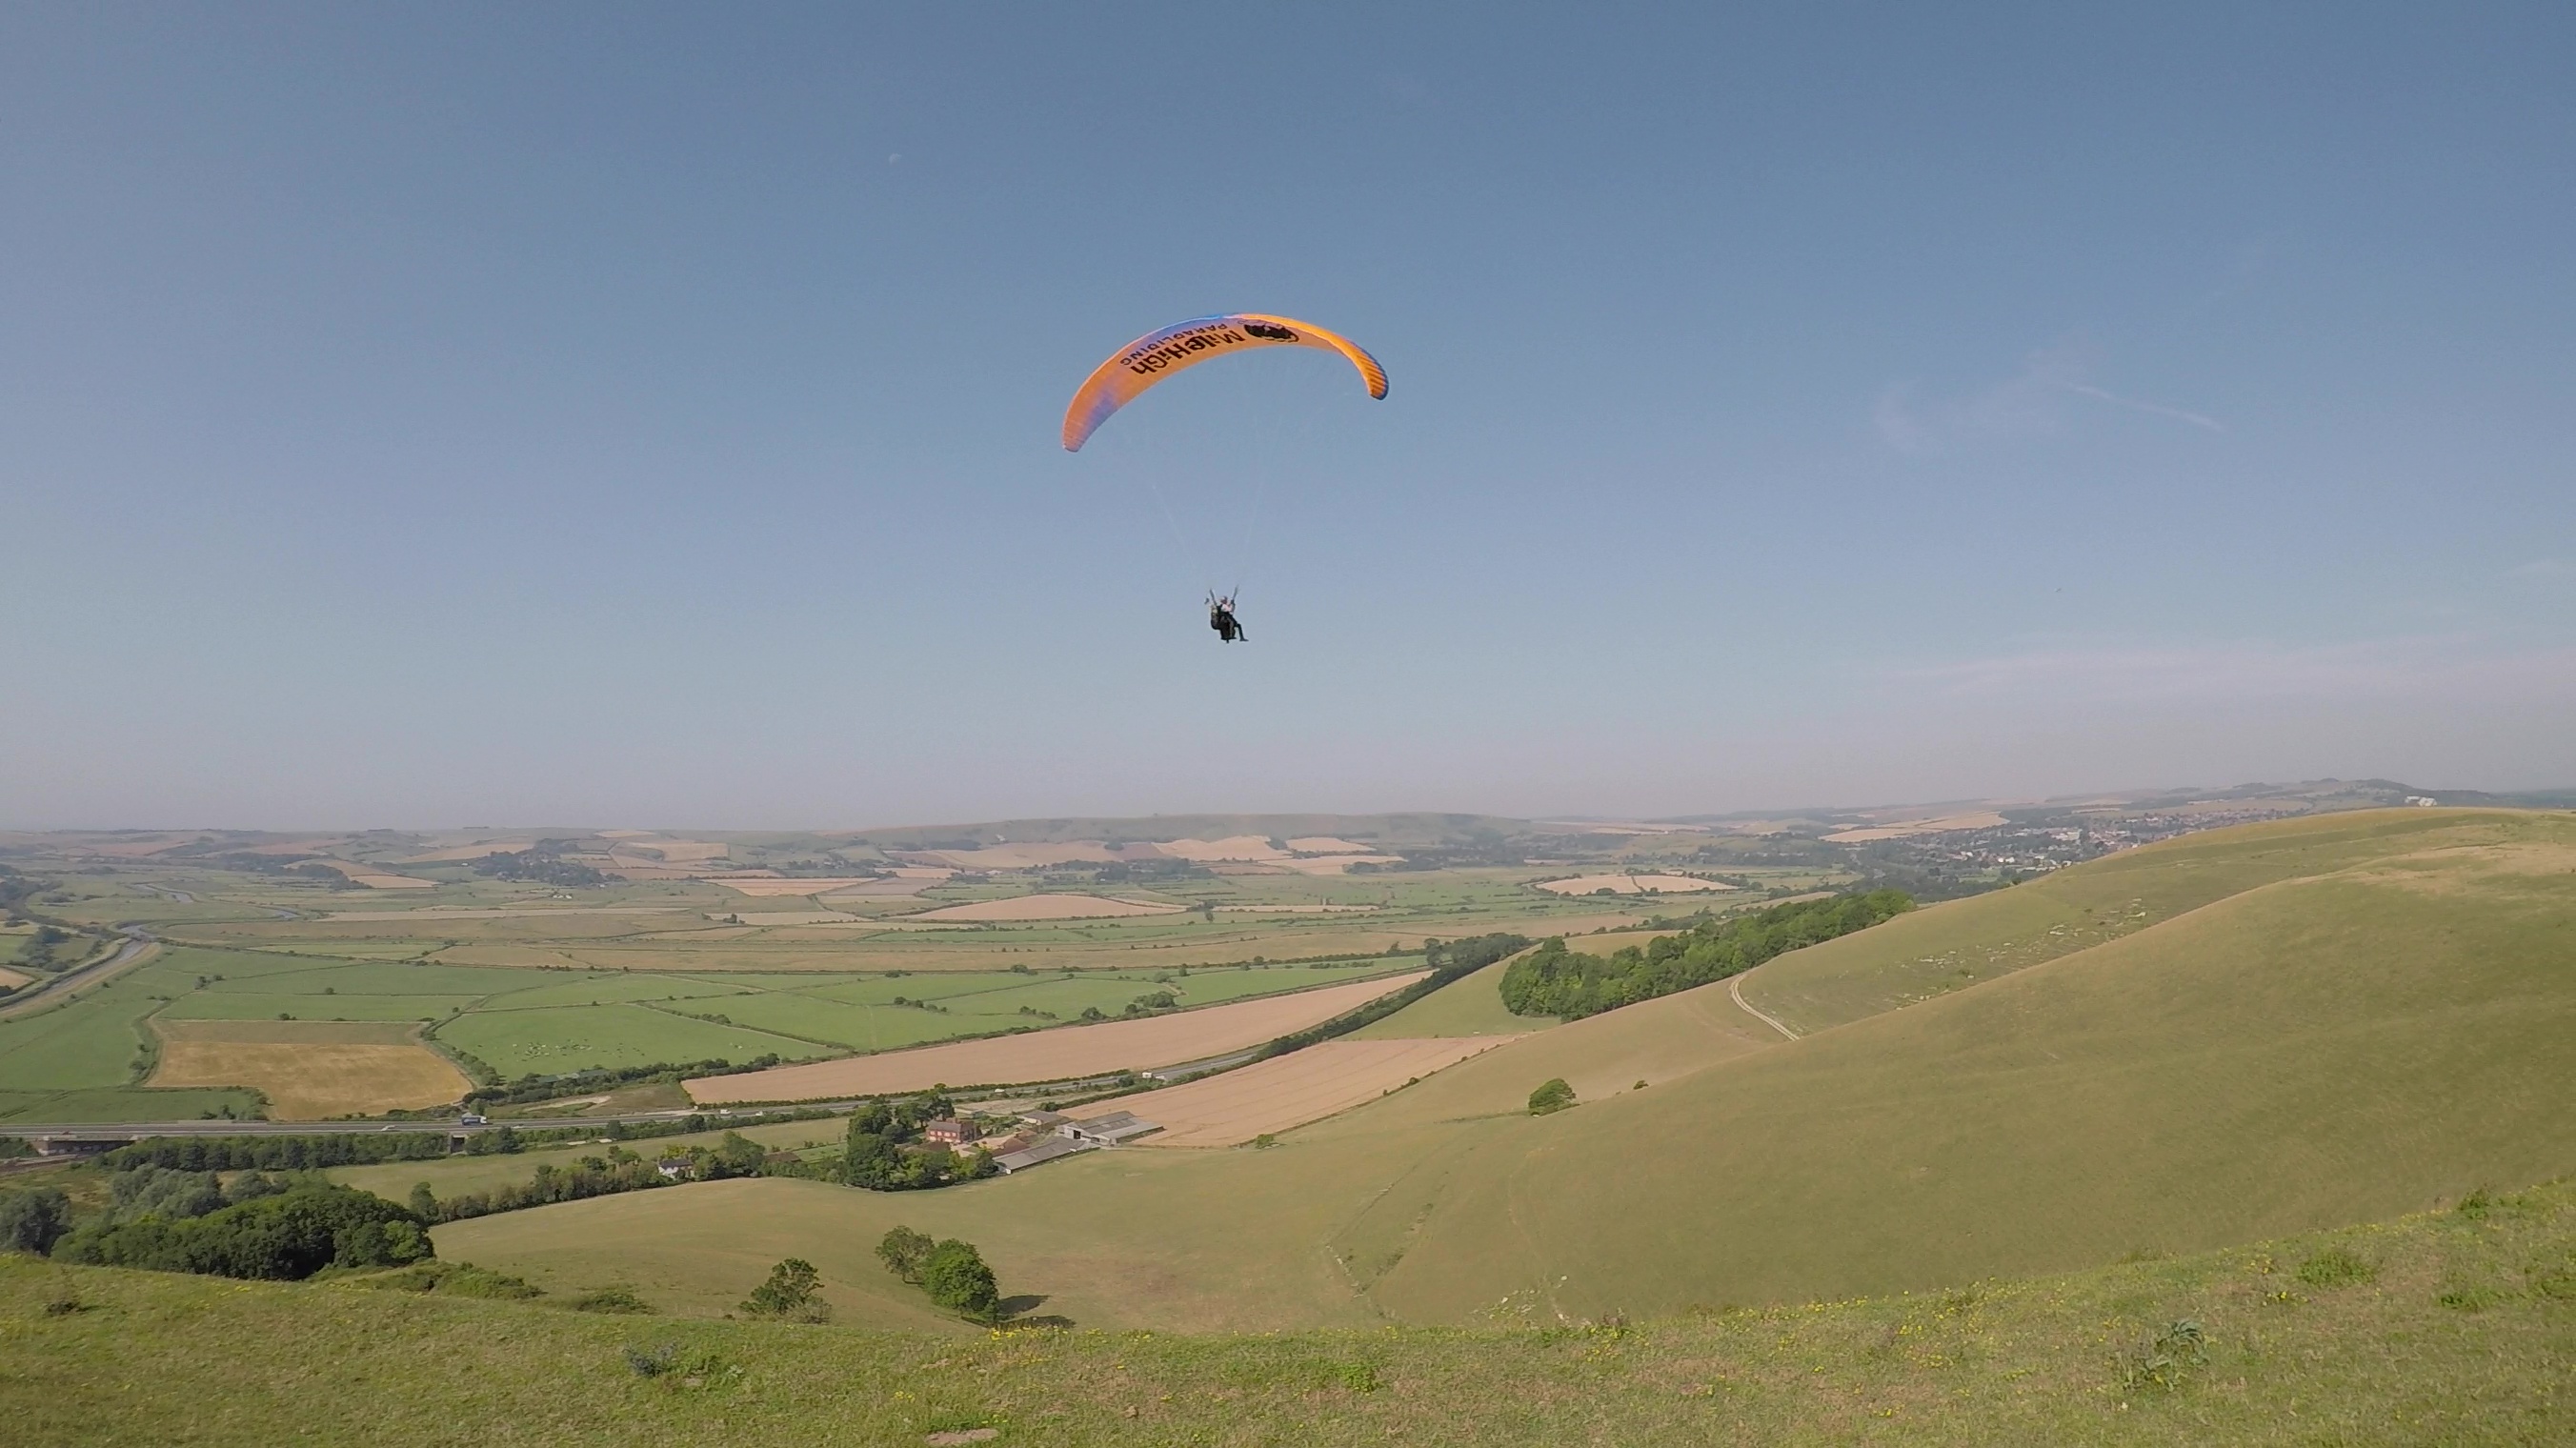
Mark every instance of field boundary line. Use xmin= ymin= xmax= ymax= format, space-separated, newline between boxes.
xmin=1728 ymin=973 xmax=1799 ymax=1040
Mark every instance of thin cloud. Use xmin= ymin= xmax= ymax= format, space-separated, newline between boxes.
xmin=1874 ymin=345 xmax=2221 ymax=452
xmin=2053 ymin=381 xmax=2224 ymax=432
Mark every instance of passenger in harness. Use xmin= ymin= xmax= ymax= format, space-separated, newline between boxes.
xmin=1208 ymin=593 xmax=1246 ymax=643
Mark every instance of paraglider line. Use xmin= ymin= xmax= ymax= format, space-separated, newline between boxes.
xmin=1140 ymin=473 xmax=1209 ymax=592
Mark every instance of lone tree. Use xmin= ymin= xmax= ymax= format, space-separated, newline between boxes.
xmin=740 ymin=1257 xmax=830 ymax=1322
xmin=1527 ymin=1078 xmax=1576 ymax=1116
xmin=919 ymin=1238 xmax=1000 ymax=1322
xmin=875 ymin=1225 xmax=936 ymax=1283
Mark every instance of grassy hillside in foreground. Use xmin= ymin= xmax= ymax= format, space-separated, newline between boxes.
xmin=431 ymin=811 xmax=2576 ymax=1331
xmin=7 ymin=1180 xmax=2572 ymax=1447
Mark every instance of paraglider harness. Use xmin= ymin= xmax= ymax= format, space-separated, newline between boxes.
xmin=1208 ymin=592 xmax=1246 ymax=643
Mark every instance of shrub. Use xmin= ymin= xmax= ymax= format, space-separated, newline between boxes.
xmin=1528 ymin=1078 xmax=1576 ymax=1116
xmin=2296 ymin=1247 xmax=2378 ymax=1288
xmin=741 ymin=1257 xmax=830 ymax=1322
xmin=2117 ymin=1318 xmax=2208 ymax=1391
xmin=573 ymin=1286 xmax=655 ymax=1315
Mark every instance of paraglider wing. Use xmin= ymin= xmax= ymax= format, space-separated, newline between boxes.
xmin=1061 ymin=312 xmax=1387 ymax=452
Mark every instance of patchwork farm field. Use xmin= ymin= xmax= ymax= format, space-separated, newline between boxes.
xmin=0 ymin=932 xmax=1427 ymax=1118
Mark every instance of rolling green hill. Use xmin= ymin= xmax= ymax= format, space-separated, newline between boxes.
xmin=1369 ymin=810 xmax=2576 ymax=1321
xmin=426 ymin=810 xmax=2575 ymax=1334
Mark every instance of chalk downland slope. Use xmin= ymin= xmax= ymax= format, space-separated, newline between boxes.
xmin=1366 ymin=809 xmax=2576 ymax=1322
xmin=446 ymin=811 xmax=2576 ymax=1333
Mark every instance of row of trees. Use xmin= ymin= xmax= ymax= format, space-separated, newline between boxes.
xmin=1499 ymin=890 xmax=1916 ymax=1019
xmin=419 ymin=1134 xmax=771 ymax=1222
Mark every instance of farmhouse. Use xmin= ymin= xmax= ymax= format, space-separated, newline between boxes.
xmin=923 ymin=1117 xmax=978 ymax=1147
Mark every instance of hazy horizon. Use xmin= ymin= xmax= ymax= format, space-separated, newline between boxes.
xmin=7 ymin=7 xmax=2571 ymax=829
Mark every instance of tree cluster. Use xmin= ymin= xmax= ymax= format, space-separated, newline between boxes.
xmin=425 ymin=1134 xmax=769 ymax=1222
xmin=0 ymin=1187 xmax=72 ymax=1255
xmin=1500 ymin=890 xmax=1915 ymax=1020
xmin=51 ymin=1178 xmax=431 ymax=1280
xmin=840 ymin=1098 xmax=997 ymax=1191
xmin=470 ymin=842 xmax=607 ymax=888
xmin=876 ymin=1225 xmax=1000 ymax=1321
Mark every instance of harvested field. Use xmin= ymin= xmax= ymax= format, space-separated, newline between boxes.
xmin=150 ymin=1020 xmax=470 ymax=1118
xmin=399 ymin=840 xmax=533 ymax=862
xmin=1535 ymin=874 xmax=1738 ymax=895
xmin=1157 ymin=835 xmax=1288 ymax=861
xmin=1821 ymin=811 xmax=2008 ymax=843
xmin=686 ymin=970 xmax=1426 ymax=1102
xmin=905 ymin=894 xmax=1184 ymax=922
xmin=619 ymin=840 xmax=729 ymax=862
xmin=1270 ymin=855 xmax=1403 ymax=875
xmin=713 ymin=877 xmax=881 ymax=896
xmin=1118 ymin=1036 xmax=1524 ymax=1147
xmin=1285 ymin=836 xmax=1374 ymax=854
xmin=0 ymin=966 xmax=30 ymax=991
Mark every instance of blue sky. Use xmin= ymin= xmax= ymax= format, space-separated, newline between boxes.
xmin=5 ymin=5 xmax=2571 ymax=829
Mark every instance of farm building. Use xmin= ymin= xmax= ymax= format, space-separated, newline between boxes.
xmin=923 ymin=1117 xmax=978 ymax=1147
xmin=1062 ymin=1110 xmax=1160 ymax=1145
xmin=993 ymin=1136 xmax=1090 ymax=1174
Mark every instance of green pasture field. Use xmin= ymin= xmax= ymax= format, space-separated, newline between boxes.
xmin=438 ymin=811 xmax=2576 ymax=1333
xmin=0 ymin=920 xmax=1424 ymax=1117
xmin=10 ymin=1180 xmax=2571 ymax=1446
xmin=1346 ymin=955 xmax=1552 ymax=1038
xmin=433 ymin=1004 xmax=836 ymax=1077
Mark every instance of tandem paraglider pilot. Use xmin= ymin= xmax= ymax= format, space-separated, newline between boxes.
xmin=1208 ymin=593 xmax=1246 ymax=643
